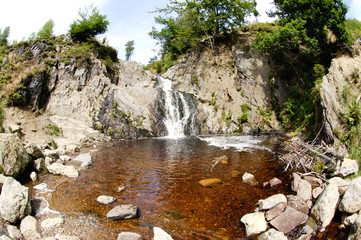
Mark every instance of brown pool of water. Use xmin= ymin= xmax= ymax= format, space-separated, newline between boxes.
xmin=30 ymin=136 xmax=292 ymax=239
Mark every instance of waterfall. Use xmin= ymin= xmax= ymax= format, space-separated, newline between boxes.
xmin=158 ymin=77 xmax=197 ymax=138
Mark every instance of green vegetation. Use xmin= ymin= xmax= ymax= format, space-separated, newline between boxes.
xmin=149 ymin=0 xmax=258 ymax=71
xmin=45 ymin=124 xmax=63 ymax=136
xmin=0 ymin=27 xmax=10 ymax=46
xmin=0 ymin=101 xmax=5 ymax=133
xmin=37 ymin=19 xmax=54 ymax=40
xmin=125 ymin=40 xmax=135 ymax=61
xmin=69 ymin=5 xmax=109 ymax=42
xmin=346 ymin=19 xmax=361 ymax=44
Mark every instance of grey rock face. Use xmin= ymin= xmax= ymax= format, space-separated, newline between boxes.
xmin=339 ymin=177 xmax=361 ymax=214
xmin=0 ymin=177 xmax=31 ymax=223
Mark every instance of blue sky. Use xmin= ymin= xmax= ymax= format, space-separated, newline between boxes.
xmin=1 ymin=0 xmax=360 ymax=65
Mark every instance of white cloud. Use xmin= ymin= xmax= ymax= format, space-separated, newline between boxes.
xmin=346 ymin=0 xmax=361 ymax=20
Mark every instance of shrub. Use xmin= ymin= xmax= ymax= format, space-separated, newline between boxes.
xmin=238 ymin=113 xmax=248 ymax=124
xmin=7 ymin=86 xmax=27 ymax=106
xmin=241 ymin=103 xmax=251 ymax=113
xmin=45 ymin=124 xmax=63 ymax=136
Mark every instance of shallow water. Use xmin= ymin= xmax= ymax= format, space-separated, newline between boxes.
xmin=31 ymin=136 xmax=291 ymax=239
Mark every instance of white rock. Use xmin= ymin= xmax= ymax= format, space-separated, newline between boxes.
xmin=0 ymin=236 xmax=12 ymax=240
xmin=335 ymin=158 xmax=359 ymax=177
xmin=153 ymin=227 xmax=173 ymax=240
xmin=43 ymin=149 xmax=59 ymax=160
xmin=47 ymin=162 xmax=79 ymax=178
xmin=339 ymin=177 xmax=361 ymax=214
xmin=59 ymin=155 xmax=72 ymax=161
xmin=33 ymin=183 xmax=48 ymax=191
xmin=348 ymin=212 xmax=361 ymax=240
xmin=117 ymin=232 xmax=142 ymax=240
xmin=6 ymin=224 xmax=22 ymax=240
xmin=34 ymin=158 xmax=45 ymax=172
xmin=242 ymin=172 xmax=259 ymax=186
xmin=291 ymin=173 xmax=302 ymax=192
xmin=257 ymin=228 xmax=287 ymax=240
xmin=259 ymin=194 xmax=287 ymax=211
xmin=55 ymin=234 xmax=81 ymax=240
xmin=30 ymin=172 xmax=37 ymax=182
xmin=97 ymin=195 xmax=116 ymax=205
xmin=241 ymin=212 xmax=267 ymax=236
xmin=74 ymin=152 xmax=92 ymax=167
xmin=312 ymin=187 xmax=323 ymax=199
xmin=297 ymin=179 xmax=312 ymax=202
xmin=41 ymin=217 xmax=64 ymax=229
xmin=329 ymin=177 xmax=349 ymax=194
xmin=311 ymin=182 xmax=339 ymax=228
xmin=20 ymin=216 xmax=42 ymax=240
xmin=0 ymin=177 xmax=32 ymax=223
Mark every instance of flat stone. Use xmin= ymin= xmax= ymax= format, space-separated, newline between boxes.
xmin=297 ymin=179 xmax=312 ymax=202
xmin=257 ymin=228 xmax=287 ymax=240
xmin=291 ymin=173 xmax=302 ymax=192
xmin=311 ymin=182 xmax=339 ymax=228
xmin=335 ymin=158 xmax=359 ymax=177
xmin=266 ymin=202 xmax=287 ymax=221
xmin=199 ymin=178 xmax=223 ymax=187
xmin=153 ymin=227 xmax=174 ymax=240
xmin=339 ymin=177 xmax=361 ymax=214
xmin=270 ymin=206 xmax=308 ymax=233
xmin=329 ymin=177 xmax=349 ymax=194
xmin=259 ymin=194 xmax=287 ymax=211
xmin=107 ymin=204 xmax=138 ymax=220
xmin=303 ymin=175 xmax=323 ymax=187
xmin=117 ymin=232 xmax=142 ymax=240
xmin=97 ymin=195 xmax=116 ymax=205
xmin=41 ymin=217 xmax=64 ymax=229
xmin=74 ymin=152 xmax=92 ymax=167
xmin=47 ymin=162 xmax=79 ymax=178
xmin=287 ymin=195 xmax=311 ymax=215
xmin=312 ymin=187 xmax=323 ymax=199
xmin=242 ymin=172 xmax=259 ymax=186
xmin=241 ymin=212 xmax=267 ymax=236
xmin=269 ymin=178 xmax=282 ymax=188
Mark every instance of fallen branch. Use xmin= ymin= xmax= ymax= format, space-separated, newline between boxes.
xmin=299 ymin=142 xmax=336 ymax=168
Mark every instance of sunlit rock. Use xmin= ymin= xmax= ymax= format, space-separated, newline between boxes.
xmin=20 ymin=216 xmax=42 ymax=240
xmin=241 ymin=212 xmax=267 ymax=236
xmin=339 ymin=177 xmax=361 ymax=214
xmin=329 ymin=177 xmax=349 ymax=194
xmin=259 ymin=194 xmax=287 ymax=211
xmin=117 ymin=232 xmax=142 ymax=240
xmin=242 ymin=172 xmax=259 ymax=186
xmin=47 ymin=162 xmax=79 ymax=178
xmin=270 ymin=206 xmax=308 ymax=233
xmin=107 ymin=204 xmax=138 ymax=220
xmin=153 ymin=227 xmax=173 ymax=240
xmin=74 ymin=152 xmax=92 ymax=167
xmin=257 ymin=228 xmax=287 ymax=240
xmin=97 ymin=195 xmax=116 ymax=205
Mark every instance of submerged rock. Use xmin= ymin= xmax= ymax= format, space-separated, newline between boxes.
xmin=0 ymin=177 xmax=32 ymax=223
xmin=242 ymin=172 xmax=259 ymax=186
xmin=74 ymin=152 xmax=92 ymax=167
xmin=47 ymin=162 xmax=79 ymax=178
xmin=199 ymin=178 xmax=223 ymax=187
xmin=97 ymin=195 xmax=116 ymax=205
xmin=117 ymin=232 xmax=142 ymax=240
xmin=241 ymin=212 xmax=267 ymax=236
xmin=107 ymin=204 xmax=138 ymax=220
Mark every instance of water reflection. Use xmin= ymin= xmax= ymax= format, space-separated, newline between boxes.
xmin=31 ymin=136 xmax=290 ymax=239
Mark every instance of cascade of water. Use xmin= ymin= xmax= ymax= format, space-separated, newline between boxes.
xmin=158 ymin=77 xmax=197 ymax=137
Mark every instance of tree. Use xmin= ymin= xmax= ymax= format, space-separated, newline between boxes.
xmin=125 ymin=40 xmax=135 ymax=61
xmin=37 ymin=19 xmax=54 ymax=39
xmin=69 ymin=5 xmax=109 ymax=42
xmin=271 ymin=0 xmax=348 ymax=49
xmin=150 ymin=0 xmax=258 ymax=60
xmin=0 ymin=27 xmax=10 ymax=46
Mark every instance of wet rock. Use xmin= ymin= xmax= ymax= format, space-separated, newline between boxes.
xmin=329 ymin=177 xmax=349 ymax=194
xmin=0 ymin=177 xmax=32 ymax=223
xmin=55 ymin=234 xmax=81 ymax=240
xmin=115 ymin=185 xmax=126 ymax=193
xmin=107 ymin=204 xmax=138 ymax=220
xmin=311 ymin=182 xmax=339 ymax=229
xmin=0 ymin=133 xmax=31 ymax=177
xmin=269 ymin=178 xmax=282 ymax=188
xmin=25 ymin=142 xmax=43 ymax=159
xmin=74 ymin=152 xmax=92 ymax=167
xmin=47 ymin=162 xmax=79 ymax=178
xmin=266 ymin=202 xmax=287 ymax=221
xmin=20 ymin=216 xmax=42 ymax=240
xmin=270 ymin=206 xmax=308 ymax=233
xmin=334 ymin=158 xmax=359 ymax=177
xmin=287 ymin=195 xmax=310 ymax=215
xmin=297 ymin=180 xmax=312 ymax=202
xmin=153 ymin=227 xmax=173 ymax=240
xmin=296 ymin=217 xmax=318 ymax=240
xmin=231 ymin=170 xmax=241 ymax=178
xmin=97 ymin=195 xmax=116 ymax=204
xmin=41 ymin=217 xmax=63 ymax=229
xmin=30 ymin=172 xmax=37 ymax=182
xmin=257 ymin=228 xmax=287 ymax=240
xmin=259 ymin=194 xmax=287 ymax=211
xmin=59 ymin=155 xmax=72 ymax=162
xmin=241 ymin=212 xmax=267 ymax=236
xmin=33 ymin=183 xmax=48 ymax=191
xmin=199 ymin=178 xmax=223 ymax=187
xmin=117 ymin=232 xmax=142 ymax=240
xmin=339 ymin=177 xmax=361 ymax=214
xmin=312 ymin=187 xmax=323 ymax=199
xmin=242 ymin=172 xmax=259 ymax=186
xmin=6 ymin=224 xmax=22 ymax=240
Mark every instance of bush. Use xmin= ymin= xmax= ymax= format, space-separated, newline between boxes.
xmin=6 ymin=86 xmax=27 ymax=106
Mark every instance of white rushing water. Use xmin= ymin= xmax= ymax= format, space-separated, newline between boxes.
xmin=158 ymin=77 xmax=197 ymax=138
xmin=200 ymin=135 xmax=270 ymax=152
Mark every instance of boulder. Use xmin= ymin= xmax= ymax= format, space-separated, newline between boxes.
xmin=153 ymin=227 xmax=174 ymax=240
xmin=0 ymin=177 xmax=32 ymax=223
xmin=117 ymin=232 xmax=142 ymax=240
xmin=25 ymin=143 xmax=43 ymax=159
xmin=339 ymin=177 xmax=361 ymax=214
xmin=269 ymin=178 xmax=282 ymax=188
xmin=257 ymin=228 xmax=287 ymax=240
xmin=242 ymin=172 xmax=259 ymax=186
xmin=334 ymin=158 xmax=359 ymax=177
xmin=329 ymin=177 xmax=349 ymax=194
xmin=270 ymin=206 xmax=308 ymax=233
xmin=43 ymin=149 xmax=59 ymax=160
xmin=265 ymin=202 xmax=287 ymax=221
xmin=199 ymin=178 xmax=223 ymax=187
xmin=6 ymin=224 xmax=22 ymax=240
xmin=287 ymin=195 xmax=310 ymax=215
xmin=0 ymin=133 xmax=31 ymax=177
xmin=107 ymin=204 xmax=138 ymax=220
xmin=20 ymin=216 xmax=42 ymax=240
xmin=297 ymin=179 xmax=312 ymax=202
xmin=47 ymin=162 xmax=79 ymax=178
xmin=74 ymin=153 xmax=92 ymax=167
xmin=241 ymin=212 xmax=267 ymax=236
xmin=97 ymin=195 xmax=116 ymax=205
xmin=303 ymin=176 xmax=323 ymax=187
xmin=259 ymin=194 xmax=287 ymax=211
xmin=311 ymin=182 xmax=339 ymax=229
xmin=348 ymin=213 xmax=361 ymax=240
xmin=312 ymin=187 xmax=323 ymax=199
